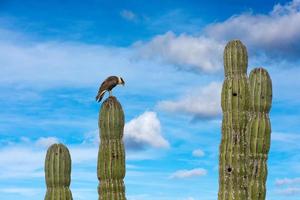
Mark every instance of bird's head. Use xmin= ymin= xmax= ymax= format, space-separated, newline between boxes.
xmin=118 ymin=77 xmax=125 ymax=86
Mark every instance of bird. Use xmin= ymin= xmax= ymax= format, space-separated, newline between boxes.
xmin=96 ymin=76 xmax=125 ymax=102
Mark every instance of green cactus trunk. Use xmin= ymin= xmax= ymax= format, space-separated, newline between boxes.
xmin=247 ymin=68 xmax=272 ymax=200
xmin=45 ymin=143 xmax=73 ymax=200
xmin=97 ymin=96 xmax=126 ymax=200
xmin=219 ymin=40 xmax=250 ymax=200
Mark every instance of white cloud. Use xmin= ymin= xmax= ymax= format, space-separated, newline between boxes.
xmin=71 ymin=188 xmax=97 ymax=200
xmin=0 ymin=146 xmax=44 ymax=179
xmin=124 ymin=111 xmax=169 ymax=149
xmin=132 ymin=0 xmax=300 ymax=71
xmin=0 ymin=26 xmax=200 ymax=94
xmin=271 ymin=132 xmax=300 ymax=152
xmin=1 ymin=0 xmax=300 ymax=91
xmin=170 ymin=168 xmax=207 ymax=179
xmin=192 ymin=149 xmax=205 ymax=157
xmin=272 ymin=132 xmax=300 ymax=143
xmin=271 ymin=0 xmax=300 ymax=16
xmin=20 ymin=136 xmax=31 ymax=143
xmin=277 ymin=187 xmax=300 ymax=195
xmin=134 ymin=31 xmax=224 ymax=72
xmin=35 ymin=137 xmax=59 ymax=148
xmin=69 ymin=146 xmax=98 ymax=164
xmin=0 ymin=137 xmax=95 ymax=180
xmin=83 ymin=111 xmax=170 ymax=150
xmin=157 ymin=82 xmax=222 ymax=119
xmin=120 ymin=10 xmax=137 ymax=21
xmin=0 ymin=135 xmax=159 ymax=181
xmin=0 ymin=187 xmax=43 ymax=197
xmin=0 ymin=31 xmax=132 ymax=88
xmin=82 ymin=129 xmax=99 ymax=145
xmin=276 ymin=177 xmax=300 ymax=186
xmin=126 ymin=149 xmax=162 ymax=160
xmin=184 ymin=197 xmax=195 ymax=200
xmin=205 ymin=0 xmax=300 ymax=58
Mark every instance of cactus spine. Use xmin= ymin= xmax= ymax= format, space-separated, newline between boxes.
xmin=45 ymin=143 xmax=73 ymax=200
xmin=98 ymin=96 xmax=126 ymax=200
xmin=219 ymin=40 xmax=250 ymax=200
xmin=247 ymin=68 xmax=272 ymax=199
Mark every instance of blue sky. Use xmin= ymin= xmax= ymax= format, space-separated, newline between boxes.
xmin=0 ymin=0 xmax=300 ymax=199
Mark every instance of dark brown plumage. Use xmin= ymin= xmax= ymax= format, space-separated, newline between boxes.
xmin=96 ymin=76 xmax=125 ymax=102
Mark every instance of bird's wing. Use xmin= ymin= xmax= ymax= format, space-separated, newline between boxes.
xmin=106 ymin=76 xmax=118 ymax=82
xmin=95 ymin=76 xmax=119 ymax=102
xmin=96 ymin=81 xmax=107 ymax=102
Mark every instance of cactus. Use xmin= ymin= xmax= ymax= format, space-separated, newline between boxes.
xmin=219 ymin=40 xmax=250 ymax=200
xmin=44 ymin=143 xmax=73 ymax=200
xmin=247 ymin=68 xmax=272 ymax=200
xmin=97 ymin=96 xmax=126 ymax=200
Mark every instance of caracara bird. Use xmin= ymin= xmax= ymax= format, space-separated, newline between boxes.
xmin=96 ymin=76 xmax=125 ymax=102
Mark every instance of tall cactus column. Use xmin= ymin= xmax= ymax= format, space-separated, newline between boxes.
xmin=45 ymin=143 xmax=73 ymax=200
xmin=247 ymin=68 xmax=272 ymax=200
xmin=97 ymin=96 xmax=126 ymax=200
xmin=219 ymin=40 xmax=250 ymax=200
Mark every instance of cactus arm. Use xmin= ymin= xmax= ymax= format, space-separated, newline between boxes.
xmin=247 ymin=68 xmax=272 ymax=200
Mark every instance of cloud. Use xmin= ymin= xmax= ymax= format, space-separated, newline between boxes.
xmin=205 ymin=0 xmax=300 ymax=58
xmin=192 ymin=149 xmax=205 ymax=157
xmin=132 ymin=0 xmax=300 ymax=72
xmin=134 ymin=31 xmax=224 ymax=73
xmin=271 ymin=132 xmax=300 ymax=152
xmin=0 ymin=28 xmax=132 ymax=88
xmin=276 ymin=187 xmax=300 ymax=195
xmin=276 ymin=177 xmax=300 ymax=186
xmin=126 ymin=194 xmax=151 ymax=200
xmin=272 ymin=132 xmax=300 ymax=144
xmin=0 ymin=187 xmax=43 ymax=197
xmin=0 ymin=134 xmax=161 ymax=181
xmin=120 ymin=10 xmax=137 ymax=21
xmin=82 ymin=129 xmax=99 ymax=145
xmin=69 ymin=146 xmax=98 ymax=164
xmin=184 ymin=197 xmax=195 ymax=200
xmin=83 ymin=111 xmax=170 ymax=150
xmin=274 ymin=175 xmax=300 ymax=196
xmin=124 ymin=111 xmax=169 ymax=149
xmin=0 ymin=146 xmax=44 ymax=179
xmin=0 ymin=25 xmax=202 ymax=93
xmin=169 ymin=168 xmax=207 ymax=179
xmin=0 ymin=137 xmax=97 ymax=180
xmin=157 ymin=82 xmax=222 ymax=119
xmin=35 ymin=137 xmax=59 ymax=148
xmin=1 ymin=0 xmax=300 ymax=90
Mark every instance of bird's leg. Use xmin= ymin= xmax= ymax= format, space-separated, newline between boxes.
xmin=109 ymin=90 xmax=112 ymax=96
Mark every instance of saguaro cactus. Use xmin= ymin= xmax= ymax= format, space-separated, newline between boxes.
xmin=247 ymin=68 xmax=272 ymax=200
xmin=219 ymin=40 xmax=250 ymax=200
xmin=97 ymin=96 xmax=126 ymax=200
xmin=45 ymin=143 xmax=73 ymax=200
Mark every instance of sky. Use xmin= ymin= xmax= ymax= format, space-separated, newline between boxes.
xmin=0 ymin=0 xmax=300 ymax=199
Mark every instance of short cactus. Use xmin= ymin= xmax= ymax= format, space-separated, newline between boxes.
xmin=44 ymin=143 xmax=73 ymax=200
xmin=219 ymin=40 xmax=250 ymax=200
xmin=247 ymin=68 xmax=272 ymax=200
xmin=97 ymin=96 xmax=126 ymax=200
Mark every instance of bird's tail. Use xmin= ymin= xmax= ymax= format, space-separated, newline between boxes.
xmin=96 ymin=91 xmax=106 ymax=102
